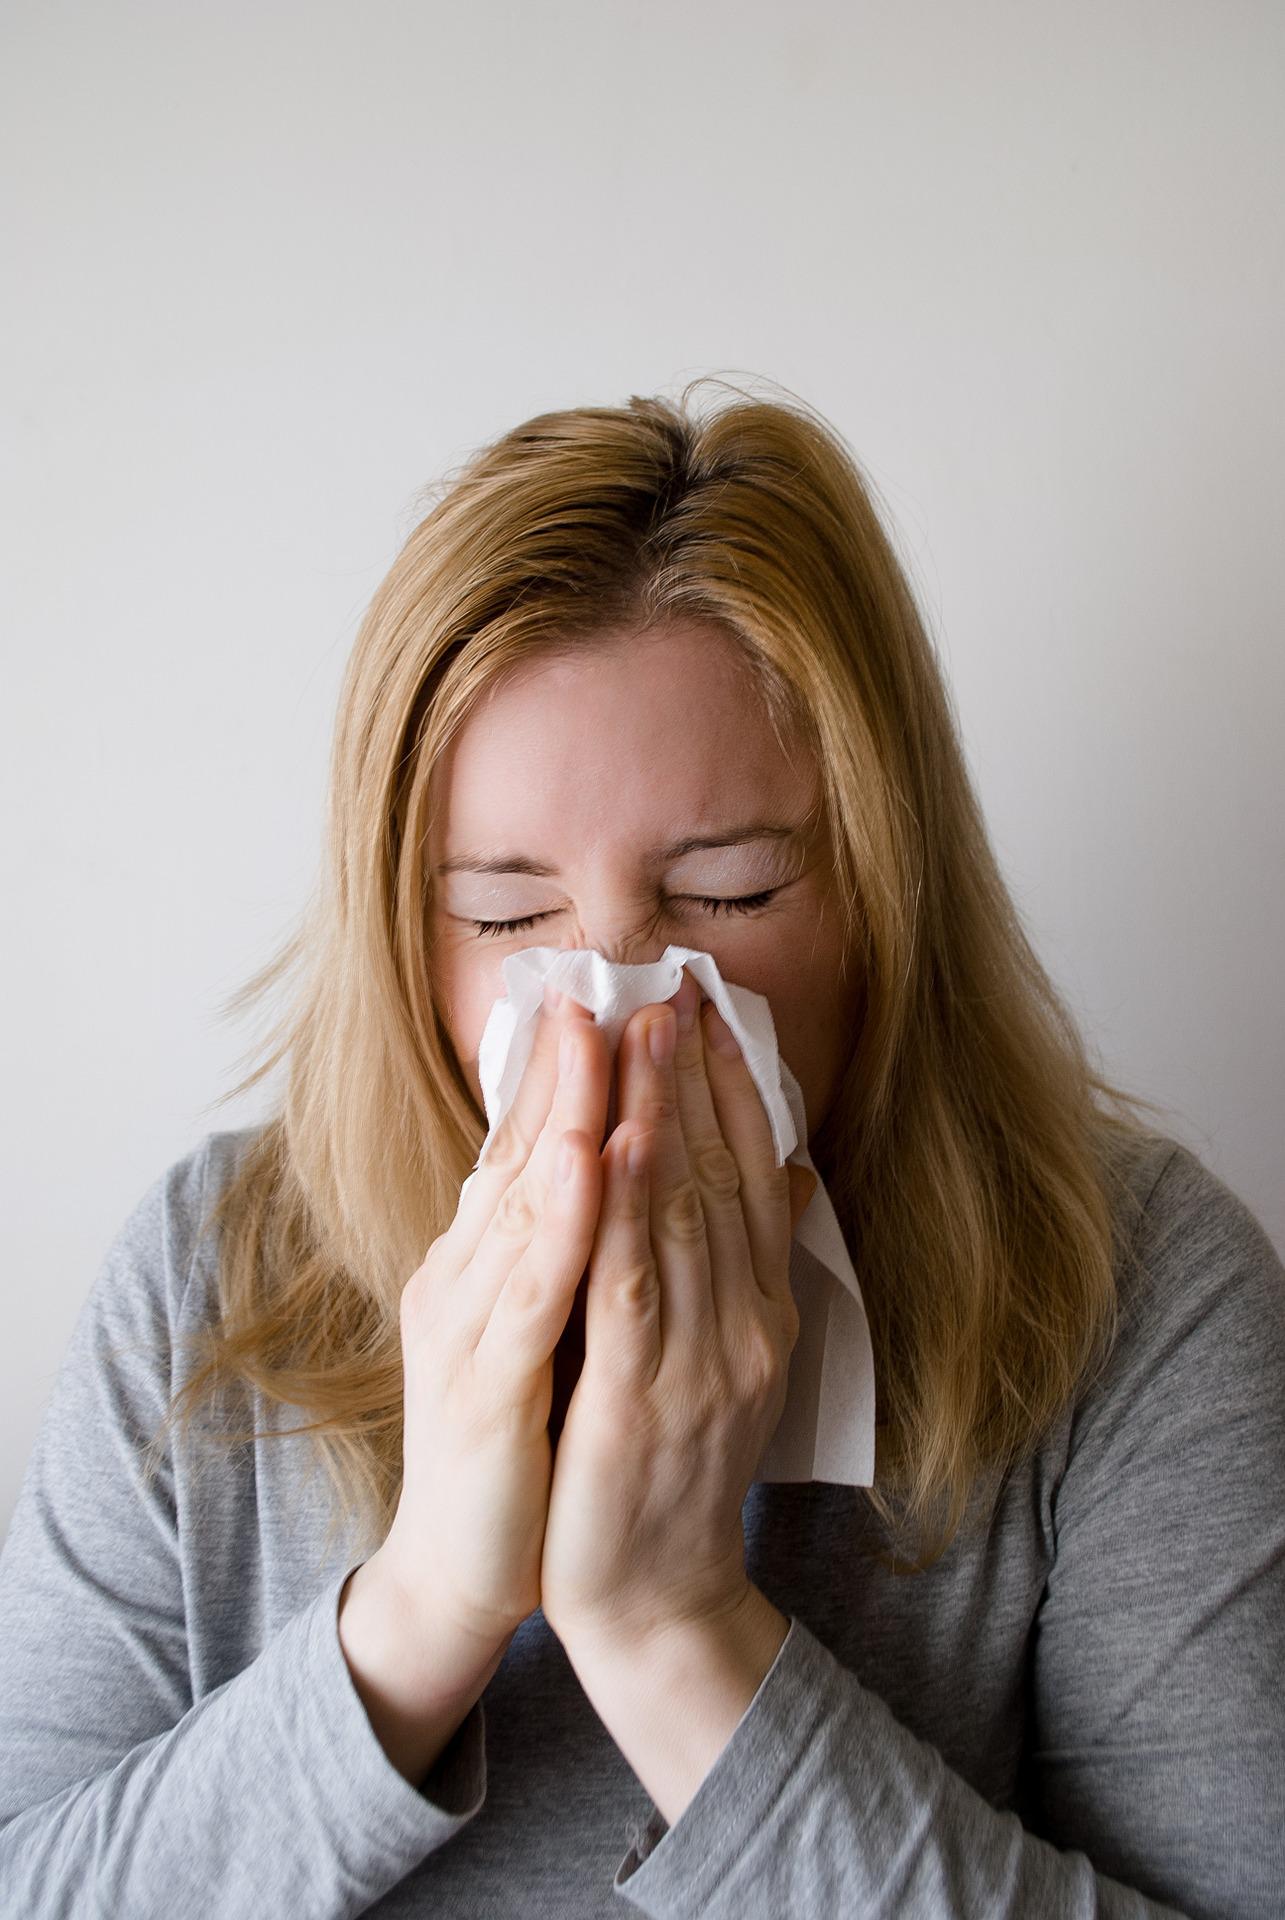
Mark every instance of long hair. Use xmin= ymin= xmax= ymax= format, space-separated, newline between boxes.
xmin=145 ymin=376 xmax=1167 ymax=1570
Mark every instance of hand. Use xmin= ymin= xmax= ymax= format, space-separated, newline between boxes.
xmin=539 ymin=964 xmax=816 ymax=1652
xmin=376 ymin=984 xmax=611 ymax=1656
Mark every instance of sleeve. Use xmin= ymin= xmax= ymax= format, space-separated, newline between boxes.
xmin=0 ymin=1137 xmax=488 ymax=1920
xmin=610 ymin=1144 xmax=1285 ymax=1919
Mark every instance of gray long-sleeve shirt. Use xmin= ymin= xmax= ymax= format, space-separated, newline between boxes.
xmin=1 ymin=1123 xmax=1282 ymax=1918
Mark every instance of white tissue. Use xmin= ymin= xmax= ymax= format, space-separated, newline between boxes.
xmin=461 ymin=943 xmax=876 ymax=1487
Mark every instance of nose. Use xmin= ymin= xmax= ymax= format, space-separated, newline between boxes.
xmin=565 ymin=942 xmax=669 ymax=970
xmin=552 ymin=933 xmax=706 ymax=1034
xmin=546 ymin=894 xmax=710 ymax=1024
xmin=554 ymin=920 xmax=673 ymax=971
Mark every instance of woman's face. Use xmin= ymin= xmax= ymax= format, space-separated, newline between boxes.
xmin=427 ymin=621 xmax=863 ymax=1145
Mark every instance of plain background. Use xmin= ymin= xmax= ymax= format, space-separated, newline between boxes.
xmin=2 ymin=1 xmax=1282 ymax=1534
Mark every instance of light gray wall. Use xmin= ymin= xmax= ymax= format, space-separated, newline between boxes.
xmin=3 ymin=0 xmax=1282 ymax=1532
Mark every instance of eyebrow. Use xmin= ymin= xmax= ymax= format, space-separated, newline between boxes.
xmin=435 ymin=821 xmax=810 ymax=877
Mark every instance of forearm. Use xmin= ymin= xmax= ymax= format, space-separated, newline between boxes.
xmin=558 ymin=1584 xmax=791 ymax=1827
xmin=338 ymin=1554 xmax=509 ymax=1788
xmin=562 ymin=1600 xmax=1197 ymax=1919
xmin=0 ymin=1567 xmax=489 ymax=1920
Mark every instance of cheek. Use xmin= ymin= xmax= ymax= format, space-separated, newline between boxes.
xmin=431 ymin=937 xmax=507 ymax=1073
xmin=708 ymin=896 xmax=835 ymax=1006
xmin=726 ymin=917 xmax=852 ymax=1123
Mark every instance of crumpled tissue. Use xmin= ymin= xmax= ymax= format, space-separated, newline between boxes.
xmin=459 ymin=943 xmax=875 ymax=1485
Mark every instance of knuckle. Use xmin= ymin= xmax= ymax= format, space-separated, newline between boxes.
xmin=612 ymin=1256 xmax=660 ymax=1312
xmin=492 ymin=1176 xmax=540 ymax=1243
xmin=482 ymin=1111 xmax=531 ymax=1181
xmin=659 ymin=1177 xmax=706 ymax=1244
xmin=692 ymin=1140 xmax=741 ymax=1204
xmin=742 ymin=1323 xmax=786 ymax=1401
xmin=764 ymin=1159 xmax=792 ymax=1205
xmin=503 ymin=1260 xmax=545 ymax=1315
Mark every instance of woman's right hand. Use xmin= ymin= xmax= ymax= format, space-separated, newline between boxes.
xmin=373 ymin=985 xmax=611 ymax=1663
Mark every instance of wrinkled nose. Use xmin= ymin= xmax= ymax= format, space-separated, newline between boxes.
xmin=556 ymin=923 xmax=671 ymax=970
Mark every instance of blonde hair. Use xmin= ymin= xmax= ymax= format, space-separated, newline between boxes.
xmin=147 ymin=377 xmax=1168 ymax=1570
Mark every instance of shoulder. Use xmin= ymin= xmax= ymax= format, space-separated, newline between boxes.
xmin=1068 ymin=1127 xmax=1285 ymax=1477
xmin=86 ymin=1123 xmax=268 ymax=1347
xmin=1030 ymin=1136 xmax=1285 ymax=1894
xmin=1112 ymin=1130 xmax=1282 ymax=1354
xmin=9 ymin=1125 xmax=271 ymax=1514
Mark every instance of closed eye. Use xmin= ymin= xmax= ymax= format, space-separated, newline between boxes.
xmin=464 ymin=888 xmax=783 ymax=939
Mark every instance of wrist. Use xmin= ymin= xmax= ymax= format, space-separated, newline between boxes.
xmin=557 ymin=1580 xmax=785 ymax=1674
xmin=342 ymin=1553 xmax=511 ymax=1713
xmin=339 ymin=1554 xmax=512 ymax=1791
xmin=555 ymin=1584 xmax=791 ymax=1828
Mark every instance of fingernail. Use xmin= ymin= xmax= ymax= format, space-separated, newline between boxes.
xmin=674 ymin=972 xmax=698 ymax=1032
xmin=558 ymin=1135 xmax=576 ymax=1182
xmin=648 ymin=1010 xmax=676 ymax=1066
xmin=560 ymin=1028 xmax=579 ymax=1078
xmin=544 ymin=983 xmax=563 ymax=1013
xmin=626 ymin=1131 xmax=650 ymax=1177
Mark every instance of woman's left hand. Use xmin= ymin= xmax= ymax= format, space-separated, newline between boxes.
xmin=539 ymin=964 xmax=816 ymax=1652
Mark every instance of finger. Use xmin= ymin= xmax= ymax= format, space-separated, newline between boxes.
xmin=473 ymin=1126 xmax=603 ymax=1392
xmin=454 ymin=1015 xmax=610 ymax=1344
xmin=664 ymin=964 xmax=761 ymax=1331
xmin=513 ymin=1007 xmax=609 ymax=1213
xmin=617 ymin=987 xmax=717 ymax=1335
xmin=444 ymin=986 xmax=564 ymax=1255
xmin=700 ymin=1000 xmax=793 ymax=1311
xmin=668 ymin=964 xmax=723 ymax=1143
xmin=582 ymin=1124 xmax=660 ymax=1388
xmin=448 ymin=990 xmax=606 ymax=1264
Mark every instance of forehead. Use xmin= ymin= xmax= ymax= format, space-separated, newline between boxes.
xmin=429 ymin=624 xmax=815 ymax=845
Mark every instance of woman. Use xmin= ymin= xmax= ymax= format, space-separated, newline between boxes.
xmin=1 ymin=382 xmax=1281 ymax=1917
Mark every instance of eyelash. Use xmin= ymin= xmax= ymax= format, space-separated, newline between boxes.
xmin=466 ymin=889 xmax=782 ymax=939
